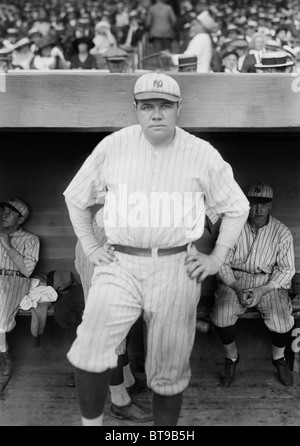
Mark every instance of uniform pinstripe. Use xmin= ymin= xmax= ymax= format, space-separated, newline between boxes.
xmin=0 ymin=228 xmax=40 ymax=331
xmin=64 ymin=124 xmax=249 ymax=395
xmin=211 ymin=216 xmax=295 ymax=333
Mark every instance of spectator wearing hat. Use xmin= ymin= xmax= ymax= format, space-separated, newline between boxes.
xmin=119 ymin=10 xmax=145 ymax=53
xmin=178 ymin=54 xmax=197 ymax=72
xmin=11 ymin=37 xmax=35 ymax=70
xmin=91 ymin=20 xmax=118 ymax=55
xmin=145 ymin=0 xmax=178 ymax=52
xmin=90 ymin=20 xmax=118 ymax=69
xmin=240 ymin=32 xmax=268 ymax=73
xmin=2 ymin=28 xmax=19 ymax=50
xmin=179 ymin=10 xmax=219 ymax=73
xmin=211 ymin=183 xmax=295 ymax=388
xmin=70 ymin=36 xmax=97 ymax=69
xmin=220 ymin=49 xmax=240 ymax=73
xmin=27 ymin=27 xmax=42 ymax=53
xmin=255 ymin=51 xmax=295 ymax=73
xmin=104 ymin=47 xmax=128 ymax=73
xmin=0 ymin=199 xmax=40 ymax=379
xmin=32 ymin=35 xmax=70 ymax=70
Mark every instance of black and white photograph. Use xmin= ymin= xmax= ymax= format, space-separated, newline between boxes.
xmin=0 ymin=0 xmax=300 ymax=430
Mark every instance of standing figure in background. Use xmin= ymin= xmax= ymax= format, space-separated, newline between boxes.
xmin=146 ymin=0 xmax=177 ymax=52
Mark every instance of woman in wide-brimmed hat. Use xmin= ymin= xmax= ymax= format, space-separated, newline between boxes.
xmin=32 ymin=35 xmax=70 ymax=70
xmin=70 ymin=36 xmax=97 ymax=69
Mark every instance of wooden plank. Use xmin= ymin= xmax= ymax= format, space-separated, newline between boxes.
xmin=0 ymin=72 xmax=300 ymax=130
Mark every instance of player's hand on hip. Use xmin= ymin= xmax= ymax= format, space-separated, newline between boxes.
xmin=185 ymin=252 xmax=221 ymax=283
xmin=88 ymin=244 xmax=116 ymax=266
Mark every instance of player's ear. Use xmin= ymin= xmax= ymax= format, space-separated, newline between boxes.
xmin=18 ymin=216 xmax=25 ymax=225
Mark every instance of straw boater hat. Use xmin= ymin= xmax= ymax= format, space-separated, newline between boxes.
xmin=178 ymin=54 xmax=197 ymax=69
xmin=255 ymin=51 xmax=295 ymax=69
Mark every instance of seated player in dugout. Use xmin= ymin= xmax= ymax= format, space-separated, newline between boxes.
xmin=0 ymin=199 xmax=40 ymax=379
xmin=54 ymin=206 xmax=152 ymax=423
xmin=211 ymin=183 xmax=295 ymax=388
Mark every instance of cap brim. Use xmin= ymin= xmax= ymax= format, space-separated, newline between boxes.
xmin=0 ymin=202 xmax=22 ymax=216
xmin=134 ymin=92 xmax=180 ymax=102
xmin=255 ymin=61 xmax=294 ymax=68
xmin=248 ymin=197 xmax=272 ymax=203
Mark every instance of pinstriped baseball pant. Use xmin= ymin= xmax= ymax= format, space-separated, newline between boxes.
xmin=67 ymin=250 xmax=201 ymax=396
xmin=211 ymin=271 xmax=294 ymax=333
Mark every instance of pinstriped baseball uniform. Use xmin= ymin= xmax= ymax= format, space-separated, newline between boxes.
xmin=74 ymin=209 xmax=127 ymax=357
xmin=211 ymin=216 xmax=295 ymax=333
xmin=0 ymin=228 xmax=40 ymax=332
xmin=64 ymin=124 xmax=249 ymax=395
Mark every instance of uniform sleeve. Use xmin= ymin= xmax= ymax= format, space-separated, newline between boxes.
xmin=269 ymin=230 xmax=295 ymax=289
xmin=216 ymin=246 xmax=237 ymax=286
xmin=63 ymin=139 xmax=109 ymax=210
xmin=21 ymin=235 xmax=40 ymax=277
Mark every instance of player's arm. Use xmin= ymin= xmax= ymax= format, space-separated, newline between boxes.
xmin=0 ymin=233 xmax=40 ymax=277
xmin=65 ymin=199 xmax=116 ymax=265
xmin=185 ymin=213 xmax=248 ymax=283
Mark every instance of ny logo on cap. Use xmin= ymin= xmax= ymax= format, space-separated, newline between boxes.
xmin=255 ymin=187 xmax=262 ymax=193
xmin=153 ymin=80 xmax=163 ymax=88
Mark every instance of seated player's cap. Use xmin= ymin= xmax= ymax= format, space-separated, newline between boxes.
xmin=0 ymin=198 xmax=29 ymax=220
xmin=134 ymin=72 xmax=181 ymax=102
xmin=247 ymin=183 xmax=273 ymax=203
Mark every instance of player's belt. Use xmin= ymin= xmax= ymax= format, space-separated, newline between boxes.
xmin=0 ymin=269 xmax=26 ymax=278
xmin=112 ymin=244 xmax=188 ymax=257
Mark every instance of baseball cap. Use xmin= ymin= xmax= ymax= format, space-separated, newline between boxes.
xmin=247 ymin=183 xmax=273 ymax=203
xmin=0 ymin=198 xmax=30 ymax=220
xmin=134 ymin=72 xmax=181 ymax=102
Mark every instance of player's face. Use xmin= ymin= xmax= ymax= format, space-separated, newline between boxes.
xmin=135 ymin=99 xmax=181 ymax=146
xmin=2 ymin=206 xmax=22 ymax=230
xmin=248 ymin=201 xmax=272 ymax=227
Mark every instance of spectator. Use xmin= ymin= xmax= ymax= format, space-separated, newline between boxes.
xmin=240 ymin=32 xmax=268 ymax=73
xmin=11 ymin=37 xmax=35 ymax=70
xmin=220 ymin=49 xmax=240 ymax=73
xmin=145 ymin=0 xmax=177 ymax=52
xmin=32 ymin=35 xmax=70 ymax=70
xmin=119 ymin=10 xmax=145 ymax=52
xmin=70 ymin=36 xmax=97 ymax=69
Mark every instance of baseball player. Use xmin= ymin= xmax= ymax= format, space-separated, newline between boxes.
xmin=0 ymin=198 xmax=40 ymax=377
xmin=63 ymin=72 xmax=249 ymax=426
xmin=211 ymin=183 xmax=295 ymax=387
xmin=74 ymin=206 xmax=152 ymax=422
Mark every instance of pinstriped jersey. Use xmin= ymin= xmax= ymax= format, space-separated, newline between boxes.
xmin=0 ymin=228 xmax=40 ymax=276
xmin=64 ymin=125 xmax=249 ymax=248
xmin=217 ymin=216 xmax=295 ymax=290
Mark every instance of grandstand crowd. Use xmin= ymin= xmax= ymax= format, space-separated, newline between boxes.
xmin=0 ymin=0 xmax=299 ymax=72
